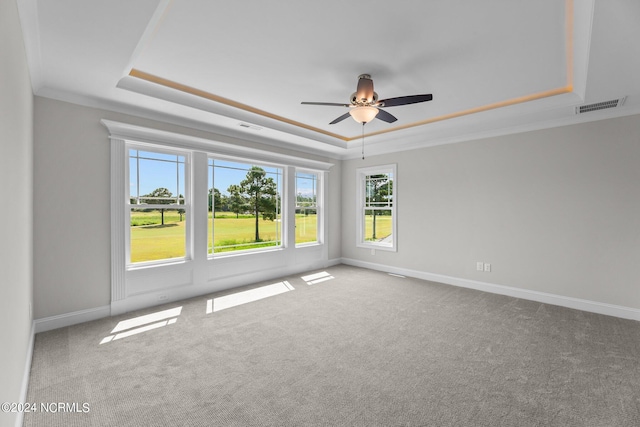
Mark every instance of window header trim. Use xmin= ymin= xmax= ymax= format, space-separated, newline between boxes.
xmin=102 ymin=119 xmax=334 ymax=172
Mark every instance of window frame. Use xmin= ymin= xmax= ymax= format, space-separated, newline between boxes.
xmin=355 ymin=164 xmax=397 ymax=252
xmin=105 ymin=119 xmax=334 ymax=315
xmin=126 ymin=143 xmax=192 ymax=268
xmin=294 ymin=169 xmax=322 ymax=247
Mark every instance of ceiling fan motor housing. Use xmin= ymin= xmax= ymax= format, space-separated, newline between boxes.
xmin=353 ymin=74 xmax=378 ymax=105
xmin=351 ymin=91 xmax=378 ymax=105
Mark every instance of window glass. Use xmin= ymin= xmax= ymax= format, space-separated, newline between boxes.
xmin=128 ymin=149 xmax=188 ymax=264
xmin=364 ymin=174 xmax=393 ymax=243
xmin=357 ymin=165 xmax=396 ymax=250
xmin=208 ymin=159 xmax=282 ymax=254
xmin=129 ymin=208 xmax=186 ymax=263
xmin=295 ymin=172 xmax=319 ymax=245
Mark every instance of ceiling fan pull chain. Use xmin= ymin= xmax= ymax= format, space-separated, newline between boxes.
xmin=361 ymin=123 xmax=365 ymax=159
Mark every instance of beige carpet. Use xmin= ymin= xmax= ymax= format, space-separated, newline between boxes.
xmin=24 ymin=265 xmax=640 ymax=426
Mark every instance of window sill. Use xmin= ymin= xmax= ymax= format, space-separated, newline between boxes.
xmin=356 ymin=242 xmax=397 ymax=253
xmin=127 ymin=258 xmax=190 ymax=271
xmin=295 ymin=242 xmax=322 ymax=249
xmin=209 ymin=246 xmax=284 ymax=260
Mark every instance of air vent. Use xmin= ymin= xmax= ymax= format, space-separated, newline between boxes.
xmin=238 ymin=122 xmax=262 ymax=131
xmin=575 ymin=97 xmax=626 ymax=114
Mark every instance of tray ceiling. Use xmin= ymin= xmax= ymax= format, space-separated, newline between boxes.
xmin=17 ymin=0 xmax=640 ymax=158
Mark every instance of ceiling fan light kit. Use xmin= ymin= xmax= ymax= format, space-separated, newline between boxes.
xmin=349 ymin=105 xmax=379 ymax=123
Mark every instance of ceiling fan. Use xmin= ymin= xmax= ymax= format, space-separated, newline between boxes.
xmin=301 ymin=74 xmax=433 ymax=125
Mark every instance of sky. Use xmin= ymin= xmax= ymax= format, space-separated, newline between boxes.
xmin=129 ymin=150 xmax=315 ymax=199
xmin=209 ymin=159 xmax=282 ymax=196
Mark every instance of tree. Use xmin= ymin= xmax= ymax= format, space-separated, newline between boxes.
xmin=366 ymin=175 xmax=393 ymax=240
xmin=261 ymin=194 xmax=279 ymax=221
xmin=227 ymin=184 xmax=247 ymax=219
xmin=240 ymin=167 xmax=277 ymax=241
xmin=208 ymin=188 xmax=222 ymax=217
xmin=143 ymin=187 xmax=174 ymax=225
xmin=219 ymin=194 xmax=230 ymax=213
xmin=296 ymin=193 xmax=315 ymax=216
xmin=177 ymin=194 xmax=185 ymax=221
xmin=213 ymin=188 xmax=221 ymax=212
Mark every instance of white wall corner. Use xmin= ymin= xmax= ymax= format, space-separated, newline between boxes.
xmin=326 ymin=257 xmax=343 ymax=267
xmin=15 ymin=0 xmax=44 ymax=93
xmin=571 ymin=0 xmax=595 ymax=101
xmin=15 ymin=322 xmax=36 ymax=427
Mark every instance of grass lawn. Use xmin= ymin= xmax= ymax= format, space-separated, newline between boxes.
xmin=130 ymin=211 xmax=319 ymax=263
xmin=130 ymin=222 xmax=186 ymax=262
xmin=130 ymin=209 xmax=185 ymax=226
xmin=208 ymin=216 xmax=282 ymax=253
xmin=364 ymin=215 xmax=392 ymax=242
xmin=294 ymin=214 xmax=317 ymax=244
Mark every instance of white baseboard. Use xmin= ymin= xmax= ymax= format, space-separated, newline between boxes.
xmin=34 ymin=305 xmax=111 ymax=333
xmin=35 ymin=259 xmax=639 ymax=335
xmin=15 ymin=322 xmax=35 ymax=427
xmin=341 ymin=258 xmax=640 ymax=322
xmin=326 ymin=257 xmax=342 ymax=267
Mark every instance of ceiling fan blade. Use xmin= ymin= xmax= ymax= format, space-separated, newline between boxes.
xmin=301 ymin=101 xmax=351 ymax=107
xmin=375 ymin=108 xmax=397 ymax=123
xmin=378 ymin=94 xmax=433 ymax=107
xmin=329 ymin=112 xmax=352 ymax=125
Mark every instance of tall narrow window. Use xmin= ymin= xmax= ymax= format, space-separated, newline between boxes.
xmin=356 ymin=165 xmax=396 ymax=251
xmin=208 ymin=159 xmax=282 ymax=254
xmin=295 ymin=171 xmax=319 ymax=245
xmin=128 ymin=147 xmax=189 ymax=264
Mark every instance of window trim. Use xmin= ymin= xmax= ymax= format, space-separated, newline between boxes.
xmin=355 ymin=164 xmax=397 ymax=252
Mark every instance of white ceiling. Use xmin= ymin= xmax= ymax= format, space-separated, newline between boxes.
xmin=17 ymin=0 xmax=640 ymax=158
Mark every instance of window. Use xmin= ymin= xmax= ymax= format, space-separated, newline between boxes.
xmin=128 ymin=147 xmax=189 ymax=264
xmin=295 ymin=171 xmax=320 ymax=245
xmin=106 ymin=120 xmax=334 ymax=312
xmin=356 ymin=164 xmax=396 ymax=251
xmin=208 ymin=159 xmax=283 ymax=254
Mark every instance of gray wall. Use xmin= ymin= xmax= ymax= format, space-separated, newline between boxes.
xmin=342 ymin=114 xmax=640 ymax=310
xmin=33 ymin=97 xmax=342 ymax=319
xmin=0 ymin=0 xmax=34 ymax=425
xmin=30 ymin=96 xmax=640 ymax=317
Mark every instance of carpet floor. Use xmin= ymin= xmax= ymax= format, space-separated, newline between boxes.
xmin=24 ymin=265 xmax=640 ymax=426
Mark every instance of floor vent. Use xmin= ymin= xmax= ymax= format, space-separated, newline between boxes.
xmin=575 ymin=97 xmax=626 ymax=114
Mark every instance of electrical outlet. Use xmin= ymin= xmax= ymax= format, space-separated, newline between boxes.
xmin=484 ymin=263 xmax=491 ymax=272
xmin=158 ymin=294 xmax=168 ymax=301
xmin=371 ymin=248 xmax=376 ymax=255
xmin=476 ymin=262 xmax=484 ymax=271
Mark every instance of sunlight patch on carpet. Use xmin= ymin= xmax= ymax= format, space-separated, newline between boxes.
xmin=301 ymin=271 xmax=335 ymax=285
xmin=206 ymin=281 xmax=294 ymax=314
xmin=100 ymin=307 xmax=181 ymax=344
